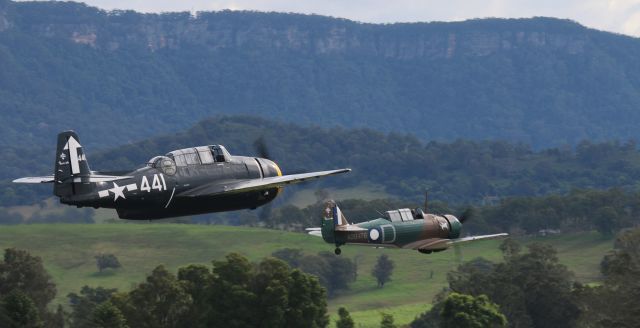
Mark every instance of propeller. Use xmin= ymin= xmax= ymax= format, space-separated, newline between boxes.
xmin=453 ymin=207 xmax=475 ymax=264
xmin=252 ymin=136 xmax=275 ymax=220
xmin=458 ymin=207 xmax=474 ymax=224
xmin=253 ymin=136 xmax=271 ymax=160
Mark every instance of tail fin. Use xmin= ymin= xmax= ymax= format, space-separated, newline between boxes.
xmin=54 ymin=131 xmax=92 ymax=197
xmin=320 ymin=200 xmax=350 ymax=243
xmin=330 ymin=201 xmax=350 ymax=227
xmin=14 ymin=131 xmax=132 ymax=197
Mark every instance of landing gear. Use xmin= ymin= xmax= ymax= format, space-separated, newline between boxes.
xmin=334 ymin=247 xmax=342 ymax=255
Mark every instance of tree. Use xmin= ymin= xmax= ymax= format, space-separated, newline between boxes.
xmin=176 ymin=264 xmax=213 ymax=328
xmin=89 ymin=302 xmax=128 ymax=328
xmin=498 ymin=238 xmax=521 ymax=259
xmin=206 ymin=253 xmax=256 ymax=328
xmin=285 ymin=269 xmax=329 ymax=328
xmin=0 ymin=248 xmax=56 ymax=319
xmin=68 ymin=286 xmax=118 ymax=328
xmin=594 ymin=206 xmax=619 ymax=235
xmin=0 ymin=290 xmax=42 ymax=328
xmin=372 ymin=254 xmax=394 ymax=287
xmin=336 ymin=307 xmax=354 ymax=328
xmin=95 ymin=254 xmax=122 ymax=272
xmin=114 ymin=265 xmax=192 ymax=328
xmin=251 ymin=257 xmax=292 ymax=327
xmin=576 ymin=228 xmax=640 ymax=327
xmin=272 ymin=248 xmax=304 ymax=268
xmin=410 ymin=298 xmax=446 ymax=328
xmin=274 ymin=249 xmax=357 ymax=296
xmin=380 ymin=313 xmax=396 ymax=328
xmin=206 ymin=254 xmax=329 ymax=327
xmin=441 ymin=293 xmax=507 ymax=328
xmin=317 ymin=252 xmax=357 ymax=293
xmin=447 ymin=241 xmax=580 ymax=328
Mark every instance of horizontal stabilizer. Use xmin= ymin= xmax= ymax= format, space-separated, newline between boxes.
xmin=308 ymin=230 xmax=323 ymax=237
xmin=178 ymin=168 xmax=351 ymax=197
xmin=14 ymin=174 xmax=132 ymax=184
xmin=335 ymin=225 xmax=367 ymax=232
xmin=84 ymin=175 xmax=133 ymax=183
xmin=12 ymin=176 xmax=55 ymax=184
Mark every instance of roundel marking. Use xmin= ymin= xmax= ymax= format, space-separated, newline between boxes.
xmin=369 ymin=228 xmax=380 ymax=241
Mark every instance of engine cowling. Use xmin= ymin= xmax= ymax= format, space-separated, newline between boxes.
xmin=444 ymin=214 xmax=462 ymax=239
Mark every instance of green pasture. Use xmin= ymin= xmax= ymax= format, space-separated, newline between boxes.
xmin=0 ymin=224 xmax=613 ymax=327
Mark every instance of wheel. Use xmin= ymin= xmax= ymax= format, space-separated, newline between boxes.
xmin=334 ymin=248 xmax=342 ymax=255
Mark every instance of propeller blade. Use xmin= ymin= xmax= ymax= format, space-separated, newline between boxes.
xmin=459 ymin=207 xmax=474 ymax=223
xmin=253 ymin=136 xmax=271 ymax=160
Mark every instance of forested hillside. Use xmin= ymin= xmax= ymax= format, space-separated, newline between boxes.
xmin=6 ymin=116 xmax=640 ymax=206
xmin=2 ymin=0 xmax=640 ymax=150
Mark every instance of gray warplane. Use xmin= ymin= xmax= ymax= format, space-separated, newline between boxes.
xmin=308 ymin=200 xmax=507 ymax=255
xmin=14 ymin=131 xmax=350 ymax=219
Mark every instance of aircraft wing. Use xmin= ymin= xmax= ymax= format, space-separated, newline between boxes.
xmin=406 ymin=233 xmax=508 ymax=251
xmin=446 ymin=233 xmax=509 ymax=246
xmin=178 ymin=168 xmax=351 ymax=197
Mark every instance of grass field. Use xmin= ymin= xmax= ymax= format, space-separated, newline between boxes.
xmin=0 ymin=224 xmax=613 ymax=327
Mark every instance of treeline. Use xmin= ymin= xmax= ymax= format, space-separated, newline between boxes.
xmin=410 ymin=228 xmax=640 ymax=328
xmin=263 ymin=188 xmax=640 ymax=235
xmin=6 ymin=116 xmax=640 ymax=206
xmin=3 ymin=185 xmax=639 ymax=239
xmin=92 ymin=117 xmax=640 ymax=205
xmin=0 ymin=250 xmax=329 ymax=328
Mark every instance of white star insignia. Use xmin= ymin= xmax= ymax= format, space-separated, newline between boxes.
xmin=109 ymin=182 xmax=126 ymax=201
xmin=439 ymin=221 xmax=448 ymax=230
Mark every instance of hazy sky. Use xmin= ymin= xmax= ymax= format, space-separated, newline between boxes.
xmin=60 ymin=0 xmax=640 ymax=37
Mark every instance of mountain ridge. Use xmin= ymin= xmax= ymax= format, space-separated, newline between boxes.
xmin=0 ymin=1 xmax=597 ymax=59
xmin=2 ymin=0 xmax=640 ymax=149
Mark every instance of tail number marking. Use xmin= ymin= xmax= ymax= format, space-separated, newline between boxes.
xmin=140 ymin=174 xmax=167 ymax=192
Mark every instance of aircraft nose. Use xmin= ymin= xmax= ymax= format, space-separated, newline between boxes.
xmin=257 ymin=158 xmax=282 ymax=178
xmin=267 ymin=159 xmax=282 ymax=177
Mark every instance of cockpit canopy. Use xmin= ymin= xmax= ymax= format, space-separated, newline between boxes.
xmin=147 ymin=156 xmax=177 ymax=175
xmin=385 ymin=208 xmax=415 ymax=222
xmin=165 ymin=145 xmax=231 ymax=167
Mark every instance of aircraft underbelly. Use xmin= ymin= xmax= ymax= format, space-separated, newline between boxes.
xmin=116 ymin=188 xmax=278 ymax=220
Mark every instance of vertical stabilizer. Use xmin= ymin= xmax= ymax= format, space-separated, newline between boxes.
xmin=332 ymin=202 xmax=350 ymax=227
xmin=321 ymin=200 xmax=351 ymax=243
xmin=54 ymin=131 xmax=92 ymax=196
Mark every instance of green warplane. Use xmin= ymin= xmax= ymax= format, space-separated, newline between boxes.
xmin=307 ymin=200 xmax=507 ymax=255
xmin=14 ymin=131 xmax=350 ymax=220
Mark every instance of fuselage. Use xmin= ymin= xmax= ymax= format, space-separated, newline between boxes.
xmin=323 ymin=211 xmax=462 ymax=250
xmin=61 ymin=151 xmax=282 ymax=219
